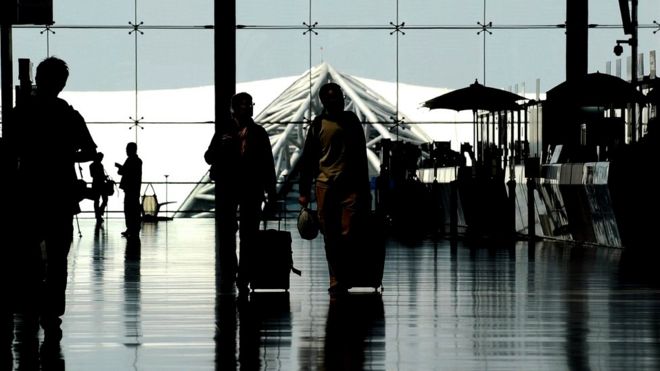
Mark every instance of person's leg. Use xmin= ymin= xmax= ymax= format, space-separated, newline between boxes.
xmin=316 ymin=183 xmax=343 ymax=291
xmin=131 ymin=192 xmax=142 ymax=233
xmin=93 ymin=192 xmax=102 ymax=221
xmin=216 ymin=190 xmax=238 ymax=290
xmin=40 ymin=216 xmax=73 ymax=344
xmin=124 ymin=192 xmax=141 ymax=235
xmin=100 ymin=193 xmax=108 ymax=219
xmin=338 ymin=190 xmax=362 ymax=287
xmin=237 ymin=198 xmax=262 ymax=292
xmin=123 ymin=195 xmax=130 ymax=233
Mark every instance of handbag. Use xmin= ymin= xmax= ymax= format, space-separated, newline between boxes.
xmin=104 ymin=176 xmax=116 ymax=196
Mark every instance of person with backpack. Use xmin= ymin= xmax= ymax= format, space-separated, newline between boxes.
xmin=9 ymin=56 xmax=98 ymax=346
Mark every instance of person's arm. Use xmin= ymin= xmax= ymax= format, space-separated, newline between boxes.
xmin=261 ymin=128 xmax=277 ymax=201
xmin=204 ymin=133 xmax=219 ymax=165
xmin=348 ymin=112 xmax=371 ymax=198
xmin=72 ymin=110 xmax=98 ymax=163
xmin=298 ymin=118 xmax=320 ymax=206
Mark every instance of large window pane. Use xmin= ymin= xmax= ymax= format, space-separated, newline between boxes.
xmin=55 ymin=0 xmax=133 ymax=25
xmin=399 ymin=29 xmax=483 ymax=89
xmin=237 ymin=0 xmax=309 ymax=25
xmin=400 ymin=0 xmax=484 ymax=25
xmin=237 ymin=30 xmax=310 ymax=83
xmin=486 ymin=29 xmax=565 ymax=91
xmin=312 ymin=30 xmax=397 ymax=83
xmin=138 ymin=30 xmax=214 ymax=90
xmin=139 ymin=0 xmax=214 ymax=25
xmin=313 ymin=0 xmax=396 ymax=26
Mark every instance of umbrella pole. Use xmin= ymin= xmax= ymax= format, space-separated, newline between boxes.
xmin=472 ymin=110 xmax=477 ymax=163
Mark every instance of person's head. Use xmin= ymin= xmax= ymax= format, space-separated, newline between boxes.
xmin=230 ymin=92 xmax=254 ymax=122
xmin=319 ymin=82 xmax=344 ymax=115
xmin=126 ymin=142 xmax=137 ymax=156
xmin=95 ymin=152 xmax=104 ymax=162
xmin=35 ymin=57 xmax=69 ymax=97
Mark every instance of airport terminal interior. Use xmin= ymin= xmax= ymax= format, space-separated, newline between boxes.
xmin=2 ymin=1 xmax=660 ymax=370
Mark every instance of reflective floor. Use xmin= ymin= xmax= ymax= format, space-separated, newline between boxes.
xmin=6 ymin=218 xmax=660 ymax=370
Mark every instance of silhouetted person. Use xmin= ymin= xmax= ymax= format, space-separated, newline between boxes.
xmin=116 ymin=142 xmax=142 ymax=238
xmin=90 ymin=151 xmax=109 ymax=224
xmin=299 ymin=82 xmax=371 ymax=294
xmin=9 ymin=56 xmax=98 ymax=346
xmin=204 ymin=92 xmax=276 ymax=293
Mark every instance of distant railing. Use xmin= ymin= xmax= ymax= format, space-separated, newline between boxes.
xmin=78 ymin=179 xmax=294 ymax=220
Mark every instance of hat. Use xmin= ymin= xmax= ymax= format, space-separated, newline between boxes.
xmin=297 ymin=207 xmax=319 ymax=240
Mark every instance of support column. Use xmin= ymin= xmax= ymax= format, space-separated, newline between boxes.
xmin=214 ymin=0 xmax=236 ymax=220
xmin=566 ymin=0 xmax=588 ymax=83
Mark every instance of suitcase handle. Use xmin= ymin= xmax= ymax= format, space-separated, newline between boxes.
xmin=262 ymin=199 xmax=285 ymax=230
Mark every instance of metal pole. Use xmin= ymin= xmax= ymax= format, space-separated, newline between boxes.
xmin=631 ymin=0 xmax=639 ymax=141
xmin=164 ymin=174 xmax=169 ymax=219
xmin=1 ymin=24 xmax=12 ymax=140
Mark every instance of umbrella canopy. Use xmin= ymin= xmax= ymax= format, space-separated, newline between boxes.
xmin=422 ymin=80 xmax=527 ymax=112
xmin=546 ymin=72 xmax=646 ymax=107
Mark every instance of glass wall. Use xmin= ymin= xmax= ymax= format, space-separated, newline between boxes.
xmin=1 ymin=0 xmax=658 ymax=217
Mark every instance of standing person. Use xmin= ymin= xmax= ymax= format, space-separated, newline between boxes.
xmin=298 ymin=82 xmax=371 ymax=294
xmin=10 ymin=56 xmax=98 ymax=345
xmin=90 ymin=152 xmax=109 ymax=224
xmin=204 ymin=92 xmax=276 ymax=293
xmin=116 ymin=142 xmax=142 ymax=238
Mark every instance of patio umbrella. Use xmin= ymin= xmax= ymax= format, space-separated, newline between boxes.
xmin=421 ymin=80 xmax=528 ymax=169
xmin=546 ymin=72 xmax=646 ymax=107
xmin=421 ymin=80 xmax=527 ymax=112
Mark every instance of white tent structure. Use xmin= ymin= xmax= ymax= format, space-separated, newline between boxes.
xmin=177 ymin=62 xmax=440 ymax=218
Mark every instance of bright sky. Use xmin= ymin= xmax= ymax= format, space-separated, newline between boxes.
xmin=5 ymin=0 xmax=659 ymax=93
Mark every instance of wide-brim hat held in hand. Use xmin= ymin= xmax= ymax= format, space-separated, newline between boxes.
xmin=297 ymin=207 xmax=319 ymax=240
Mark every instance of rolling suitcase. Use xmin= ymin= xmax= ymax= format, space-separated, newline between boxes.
xmin=343 ymin=211 xmax=386 ymax=292
xmin=248 ymin=207 xmax=301 ymax=292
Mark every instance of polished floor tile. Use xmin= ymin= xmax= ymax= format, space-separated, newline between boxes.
xmin=7 ymin=218 xmax=660 ymax=370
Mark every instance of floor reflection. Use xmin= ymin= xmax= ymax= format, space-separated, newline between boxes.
xmin=324 ymin=293 xmax=385 ymax=371
xmin=123 ymin=237 xmax=142 ymax=364
xmin=3 ymin=219 xmax=660 ymax=370
xmin=215 ymin=291 xmax=292 ymax=370
xmin=11 ymin=314 xmax=65 ymax=371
